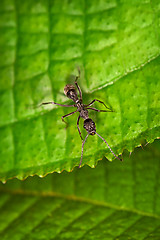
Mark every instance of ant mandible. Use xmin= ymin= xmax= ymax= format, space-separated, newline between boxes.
xmin=40 ymin=68 xmax=122 ymax=167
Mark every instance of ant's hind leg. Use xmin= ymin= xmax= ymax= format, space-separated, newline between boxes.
xmin=61 ymin=110 xmax=77 ymax=128
xmin=77 ymin=115 xmax=83 ymax=141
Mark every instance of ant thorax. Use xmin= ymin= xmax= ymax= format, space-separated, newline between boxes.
xmin=79 ymin=109 xmax=89 ymax=120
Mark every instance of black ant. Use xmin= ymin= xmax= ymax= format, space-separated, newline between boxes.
xmin=40 ymin=69 xmax=122 ymax=167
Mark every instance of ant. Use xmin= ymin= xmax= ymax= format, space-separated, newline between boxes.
xmin=40 ymin=69 xmax=122 ymax=167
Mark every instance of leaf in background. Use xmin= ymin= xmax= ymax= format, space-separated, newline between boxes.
xmin=0 ymin=140 xmax=160 ymax=239
xmin=0 ymin=0 xmax=160 ymax=180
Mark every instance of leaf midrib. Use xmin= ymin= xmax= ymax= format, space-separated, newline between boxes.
xmin=0 ymin=188 xmax=160 ymax=220
xmin=90 ymin=52 xmax=160 ymax=93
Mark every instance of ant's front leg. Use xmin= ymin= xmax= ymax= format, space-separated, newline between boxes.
xmin=77 ymin=115 xmax=83 ymax=141
xmin=39 ymin=102 xmax=75 ymax=108
xmin=85 ymin=99 xmax=112 ymax=111
xmin=61 ymin=110 xmax=77 ymax=128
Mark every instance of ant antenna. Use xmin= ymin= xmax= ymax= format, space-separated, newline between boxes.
xmin=79 ymin=134 xmax=89 ymax=168
xmin=95 ymin=132 xmax=122 ymax=161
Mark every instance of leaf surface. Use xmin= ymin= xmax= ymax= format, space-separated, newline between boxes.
xmin=0 ymin=0 xmax=160 ymax=180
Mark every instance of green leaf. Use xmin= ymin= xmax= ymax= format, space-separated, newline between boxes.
xmin=0 ymin=0 xmax=160 ymax=180
xmin=0 ymin=140 xmax=160 ymax=239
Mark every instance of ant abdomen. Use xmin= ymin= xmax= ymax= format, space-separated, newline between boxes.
xmin=84 ymin=118 xmax=96 ymax=135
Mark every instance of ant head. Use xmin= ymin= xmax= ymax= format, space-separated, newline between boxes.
xmin=64 ymin=84 xmax=77 ymax=101
xmin=84 ymin=118 xmax=96 ymax=135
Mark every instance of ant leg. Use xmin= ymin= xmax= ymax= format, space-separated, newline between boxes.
xmin=86 ymin=107 xmax=113 ymax=112
xmin=77 ymin=115 xmax=83 ymax=141
xmin=39 ymin=102 xmax=75 ymax=108
xmin=85 ymin=99 xmax=112 ymax=110
xmin=74 ymin=68 xmax=82 ymax=102
xmin=96 ymin=132 xmax=122 ymax=161
xmin=61 ymin=110 xmax=77 ymax=127
xmin=75 ymin=81 xmax=82 ymax=102
xmin=79 ymin=133 xmax=89 ymax=168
